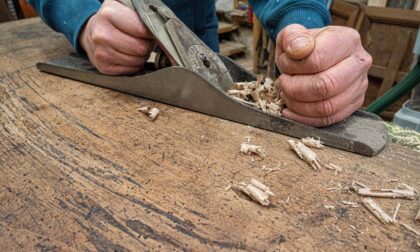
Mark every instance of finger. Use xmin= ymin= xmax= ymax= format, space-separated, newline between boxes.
xmin=282 ymin=93 xmax=365 ymax=127
xmin=103 ymin=0 xmax=153 ymax=38
xmin=97 ymin=64 xmax=143 ymax=76
xmin=107 ymin=26 xmax=155 ymax=56
xmin=278 ymin=52 xmax=372 ymax=102
xmin=97 ymin=46 xmax=147 ymax=67
xmin=281 ymin=76 xmax=368 ymax=117
xmin=277 ymin=26 xmax=363 ymax=74
xmin=277 ymin=24 xmax=315 ymax=60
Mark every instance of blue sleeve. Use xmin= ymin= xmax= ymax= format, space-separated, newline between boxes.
xmin=28 ymin=0 xmax=101 ymax=53
xmin=249 ymin=0 xmax=331 ymax=42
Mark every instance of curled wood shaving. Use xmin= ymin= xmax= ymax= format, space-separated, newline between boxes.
xmin=361 ymin=198 xmax=394 ymax=224
xmin=240 ymin=143 xmax=266 ymax=157
xmin=287 ymin=139 xmax=321 ymax=170
xmin=400 ymin=223 xmax=420 ymax=236
xmin=237 ymin=179 xmax=274 ymax=206
xmin=228 ymin=77 xmax=283 ymax=116
xmin=415 ymin=209 xmax=420 ymax=223
xmin=138 ymin=106 xmax=160 ymax=121
xmin=301 ymin=137 xmax=325 ymax=149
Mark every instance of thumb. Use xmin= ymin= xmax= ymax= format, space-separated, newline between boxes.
xmin=279 ymin=24 xmax=315 ymax=60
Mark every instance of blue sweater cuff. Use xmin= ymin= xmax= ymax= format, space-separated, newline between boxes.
xmin=57 ymin=2 xmax=101 ymax=54
xmin=269 ymin=5 xmax=331 ymax=42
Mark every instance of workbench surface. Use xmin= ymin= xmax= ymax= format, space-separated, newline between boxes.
xmin=1 ymin=18 xmax=419 ymax=251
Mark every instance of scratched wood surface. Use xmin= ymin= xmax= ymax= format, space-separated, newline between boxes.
xmin=1 ymin=18 xmax=420 ymax=252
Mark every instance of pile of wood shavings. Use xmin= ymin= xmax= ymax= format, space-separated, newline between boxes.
xmin=228 ymin=77 xmax=283 ymax=116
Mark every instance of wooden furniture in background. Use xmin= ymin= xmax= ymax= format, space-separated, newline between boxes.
xmin=330 ymin=0 xmax=361 ymax=27
xmin=0 ymin=0 xmax=14 ymax=22
xmin=367 ymin=0 xmax=388 ymax=7
xmin=218 ymin=21 xmax=247 ymax=57
xmin=18 ymin=0 xmax=37 ymax=18
xmin=355 ymin=6 xmax=420 ymax=119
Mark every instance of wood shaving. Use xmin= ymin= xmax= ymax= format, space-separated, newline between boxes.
xmin=261 ymin=163 xmax=282 ymax=174
xmin=361 ymin=198 xmax=394 ymax=224
xmin=228 ymin=77 xmax=283 ymax=116
xmin=392 ymin=203 xmax=401 ymax=222
xmin=236 ymin=179 xmax=274 ymax=206
xmin=240 ymin=143 xmax=266 ymax=157
xmin=351 ymin=181 xmax=417 ymax=200
xmin=225 ymin=183 xmax=232 ymax=192
xmin=301 ymin=137 xmax=325 ymax=149
xmin=400 ymin=223 xmax=420 ymax=236
xmin=356 ymin=187 xmax=417 ymax=200
xmin=287 ymin=139 xmax=321 ymax=170
xmin=415 ymin=209 xmax=420 ymax=223
xmin=341 ymin=201 xmax=361 ymax=208
xmin=138 ymin=106 xmax=160 ymax=121
xmin=325 ymin=163 xmax=343 ymax=174
xmin=324 ymin=205 xmax=335 ymax=210
xmin=398 ymin=183 xmax=419 ymax=195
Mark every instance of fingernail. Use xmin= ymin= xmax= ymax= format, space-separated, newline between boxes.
xmin=290 ymin=36 xmax=309 ymax=52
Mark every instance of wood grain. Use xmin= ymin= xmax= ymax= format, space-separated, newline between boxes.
xmin=1 ymin=18 xmax=420 ymax=252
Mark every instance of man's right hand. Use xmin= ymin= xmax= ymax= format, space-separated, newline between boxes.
xmin=79 ymin=0 xmax=154 ymax=75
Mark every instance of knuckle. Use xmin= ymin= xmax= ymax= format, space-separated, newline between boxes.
xmin=99 ymin=6 xmax=114 ymax=19
xmin=314 ymin=73 xmax=336 ymax=98
xmin=349 ymin=28 xmax=361 ymax=43
xmin=94 ymin=49 xmax=109 ymax=63
xmin=91 ymin=30 xmax=106 ymax=44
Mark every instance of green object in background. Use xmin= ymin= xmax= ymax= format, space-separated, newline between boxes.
xmin=385 ymin=122 xmax=420 ymax=152
xmin=366 ymin=63 xmax=420 ymax=114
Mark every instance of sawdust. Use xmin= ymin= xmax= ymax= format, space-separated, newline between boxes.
xmin=228 ymin=77 xmax=283 ymax=116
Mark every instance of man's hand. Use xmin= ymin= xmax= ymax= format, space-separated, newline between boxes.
xmin=79 ymin=0 xmax=154 ymax=75
xmin=276 ymin=24 xmax=372 ymax=127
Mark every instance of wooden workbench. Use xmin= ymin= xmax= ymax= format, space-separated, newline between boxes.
xmin=1 ymin=18 xmax=419 ymax=251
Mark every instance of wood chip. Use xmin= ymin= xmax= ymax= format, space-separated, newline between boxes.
xmin=392 ymin=203 xmax=401 ymax=222
xmin=357 ymin=187 xmax=417 ymax=200
xmin=228 ymin=77 xmax=283 ymax=116
xmin=361 ymin=198 xmax=394 ymax=224
xmin=400 ymin=223 xmax=420 ymax=236
xmin=341 ymin=201 xmax=361 ymax=208
xmin=237 ymin=179 xmax=274 ymax=206
xmin=324 ymin=205 xmax=335 ymax=210
xmin=261 ymin=163 xmax=282 ymax=174
xmin=240 ymin=143 xmax=266 ymax=157
xmin=287 ymin=139 xmax=321 ymax=170
xmin=301 ymin=137 xmax=325 ymax=149
xmin=325 ymin=163 xmax=343 ymax=174
xmin=138 ymin=106 xmax=160 ymax=121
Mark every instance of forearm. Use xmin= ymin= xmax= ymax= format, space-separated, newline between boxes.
xmin=249 ymin=0 xmax=331 ymax=42
xmin=28 ymin=0 xmax=101 ymax=52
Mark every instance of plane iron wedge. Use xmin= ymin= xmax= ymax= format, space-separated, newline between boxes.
xmin=37 ymin=54 xmax=387 ymax=156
